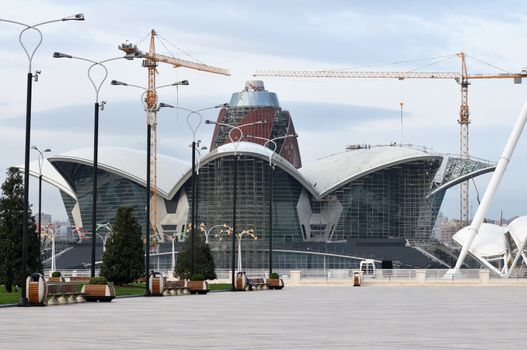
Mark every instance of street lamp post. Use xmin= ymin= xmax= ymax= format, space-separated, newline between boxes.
xmin=203 ymin=224 xmax=227 ymax=244
xmin=31 ymin=146 xmax=51 ymax=261
xmin=95 ymin=223 xmax=113 ymax=252
xmin=188 ymin=113 xmax=200 ymax=277
xmin=41 ymin=224 xmax=57 ymax=273
xmin=194 ymin=145 xmax=207 ymax=249
xmin=204 ymin=119 xmax=266 ymax=289
xmin=111 ymin=80 xmax=187 ymax=295
xmin=245 ymin=134 xmax=298 ymax=275
xmin=159 ymin=103 xmax=227 ymax=276
xmin=164 ymin=227 xmax=192 ymax=274
xmin=0 ymin=13 xmax=85 ymax=306
xmin=53 ymin=52 xmax=139 ymax=277
xmin=216 ymin=226 xmax=258 ymax=272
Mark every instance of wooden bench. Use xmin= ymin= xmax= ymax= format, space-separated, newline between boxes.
xmin=47 ymin=283 xmax=87 ymax=305
xmin=247 ymin=277 xmax=267 ymax=290
xmin=68 ymin=276 xmax=91 ymax=283
xmin=164 ymin=280 xmax=189 ymax=296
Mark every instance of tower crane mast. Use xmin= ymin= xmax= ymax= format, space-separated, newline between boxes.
xmin=119 ymin=29 xmax=230 ymax=243
xmin=255 ymin=53 xmax=527 ymax=226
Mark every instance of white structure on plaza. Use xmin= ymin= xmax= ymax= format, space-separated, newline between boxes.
xmin=453 ymin=216 xmax=527 ymax=277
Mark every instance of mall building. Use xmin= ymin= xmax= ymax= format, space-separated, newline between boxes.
xmin=25 ymin=81 xmax=495 ymax=271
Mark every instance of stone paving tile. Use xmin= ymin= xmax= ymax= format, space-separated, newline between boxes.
xmin=0 ymin=286 xmax=525 ymax=349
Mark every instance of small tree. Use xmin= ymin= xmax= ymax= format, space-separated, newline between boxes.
xmin=175 ymin=230 xmax=217 ymax=280
xmin=100 ymin=207 xmax=143 ymax=285
xmin=0 ymin=167 xmax=41 ymax=292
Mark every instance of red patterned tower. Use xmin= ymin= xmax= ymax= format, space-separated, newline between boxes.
xmin=210 ymin=80 xmax=302 ymax=168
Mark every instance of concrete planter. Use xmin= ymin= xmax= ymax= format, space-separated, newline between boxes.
xmin=48 ymin=276 xmax=64 ymax=283
xmin=187 ymin=280 xmax=209 ymax=294
xmin=266 ymin=278 xmax=284 ymax=290
xmin=81 ymin=284 xmax=116 ymax=302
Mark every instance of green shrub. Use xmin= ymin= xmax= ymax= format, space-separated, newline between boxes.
xmin=269 ymin=272 xmax=279 ymax=279
xmin=191 ymin=273 xmax=204 ymax=281
xmin=175 ymin=230 xmax=217 ymax=280
xmin=100 ymin=207 xmax=143 ymax=286
xmin=89 ymin=276 xmax=108 ymax=285
xmin=51 ymin=271 xmax=61 ymax=278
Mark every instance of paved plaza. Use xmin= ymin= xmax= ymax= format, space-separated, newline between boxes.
xmin=1 ymin=285 xmax=526 ymax=349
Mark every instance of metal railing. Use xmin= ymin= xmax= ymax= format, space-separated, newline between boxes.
xmin=44 ymin=268 xmax=527 ymax=280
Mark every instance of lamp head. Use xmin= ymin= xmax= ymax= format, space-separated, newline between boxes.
xmin=53 ymin=52 xmax=72 ymax=59
xmin=173 ymin=80 xmax=189 ymax=86
xmin=159 ymin=102 xmax=174 ymax=109
xmin=205 ymin=120 xmax=214 ymax=125
xmin=63 ymin=14 xmax=85 ymax=21
xmin=111 ymin=80 xmax=127 ymax=86
xmin=31 ymin=145 xmax=37 ymax=150
xmin=215 ymin=103 xmax=229 ymax=108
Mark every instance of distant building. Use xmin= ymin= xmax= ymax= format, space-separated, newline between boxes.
xmin=40 ymin=213 xmax=52 ymax=226
xmin=440 ymin=220 xmax=462 ymax=247
xmin=22 ymin=81 xmax=496 ymax=270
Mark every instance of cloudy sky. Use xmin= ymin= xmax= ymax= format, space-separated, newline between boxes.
xmin=1 ymin=0 xmax=527 ymax=222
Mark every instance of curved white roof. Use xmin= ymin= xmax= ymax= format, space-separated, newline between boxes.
xmin=507 ymin=216 xmax=527 ymax=248
xmin=29 ymin=144 xmax=489 ymax=202
xmin=167 ymin=141 xmax=316 ymax=199
xmin=48 ymin=147 xmax=189 ymax=199
xmin=19 ymin=159 xmax=77 ymax=199
xmin=453 ymin=223 xmax=507 ymax=257
xmin=300 ymin=145 xmax=441 ymax=197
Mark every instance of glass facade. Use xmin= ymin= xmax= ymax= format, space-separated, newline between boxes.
xmin=42 ymin=81 xmax=496 ymax=270
xmin=60 ymin=189 xmax=77 ymax=226
xmin=332 ymin=159 xmax=442 ymax=240
xmin=186 ymin=155 xmax=303 ymax=270
xmin=50 ymin=150 xmax=490 ymax=270
xmin=181 ymin=155 xmax=443 ymax=270
xmin=53 ymin=161 xmax=146 ymax=232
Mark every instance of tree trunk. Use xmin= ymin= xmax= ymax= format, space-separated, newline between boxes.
xmin=5 ymin=275 xmax=13 ymax=293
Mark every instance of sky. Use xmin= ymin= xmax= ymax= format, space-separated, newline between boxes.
xmin=1 ymin=0 xmax=527 ymax=222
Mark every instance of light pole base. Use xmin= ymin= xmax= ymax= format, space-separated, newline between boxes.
xmin=18 ymin=296 xmax=29 ymax=307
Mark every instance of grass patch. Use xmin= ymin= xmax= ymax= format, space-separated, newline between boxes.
xmin=0 ymin=285 xmax=21 ymax=305
xmin=209 ymin=283 xmax=232 ymax=291
xmin=114 ymin=283 xmax=145 ymax=296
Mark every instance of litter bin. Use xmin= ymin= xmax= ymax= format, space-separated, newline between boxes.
xmin=353 ymin=271 xmax=361 ymax=287
xmin=235 ymin=272 xmax=249 ymax=291
xmin=148 ymin=271 xmax=165 ymax=296
xmin=26 ymin=272 xmax=47 ymax=306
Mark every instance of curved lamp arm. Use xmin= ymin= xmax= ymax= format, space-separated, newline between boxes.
xmin=1 ymin=14 xmax=84 ymax=73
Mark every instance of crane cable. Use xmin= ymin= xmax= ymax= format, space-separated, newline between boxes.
xmin=408 ymin=55 xmax=457 ymax=72
xmin=398 ymin=78 xmax=405 ymax=144
xmin=157 ymin=33 xmax=205 ymax=65
xmin=465 ymin=54 xmax=511 ymax=74
xmin=331 ymin=53 xmax=457 ymax=72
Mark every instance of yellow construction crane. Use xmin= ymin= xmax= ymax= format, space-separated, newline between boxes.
xmin=255 ymin=52 xmax=527 ymax=226
xmin=119 ymin=29 xmax=230 ymax=242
